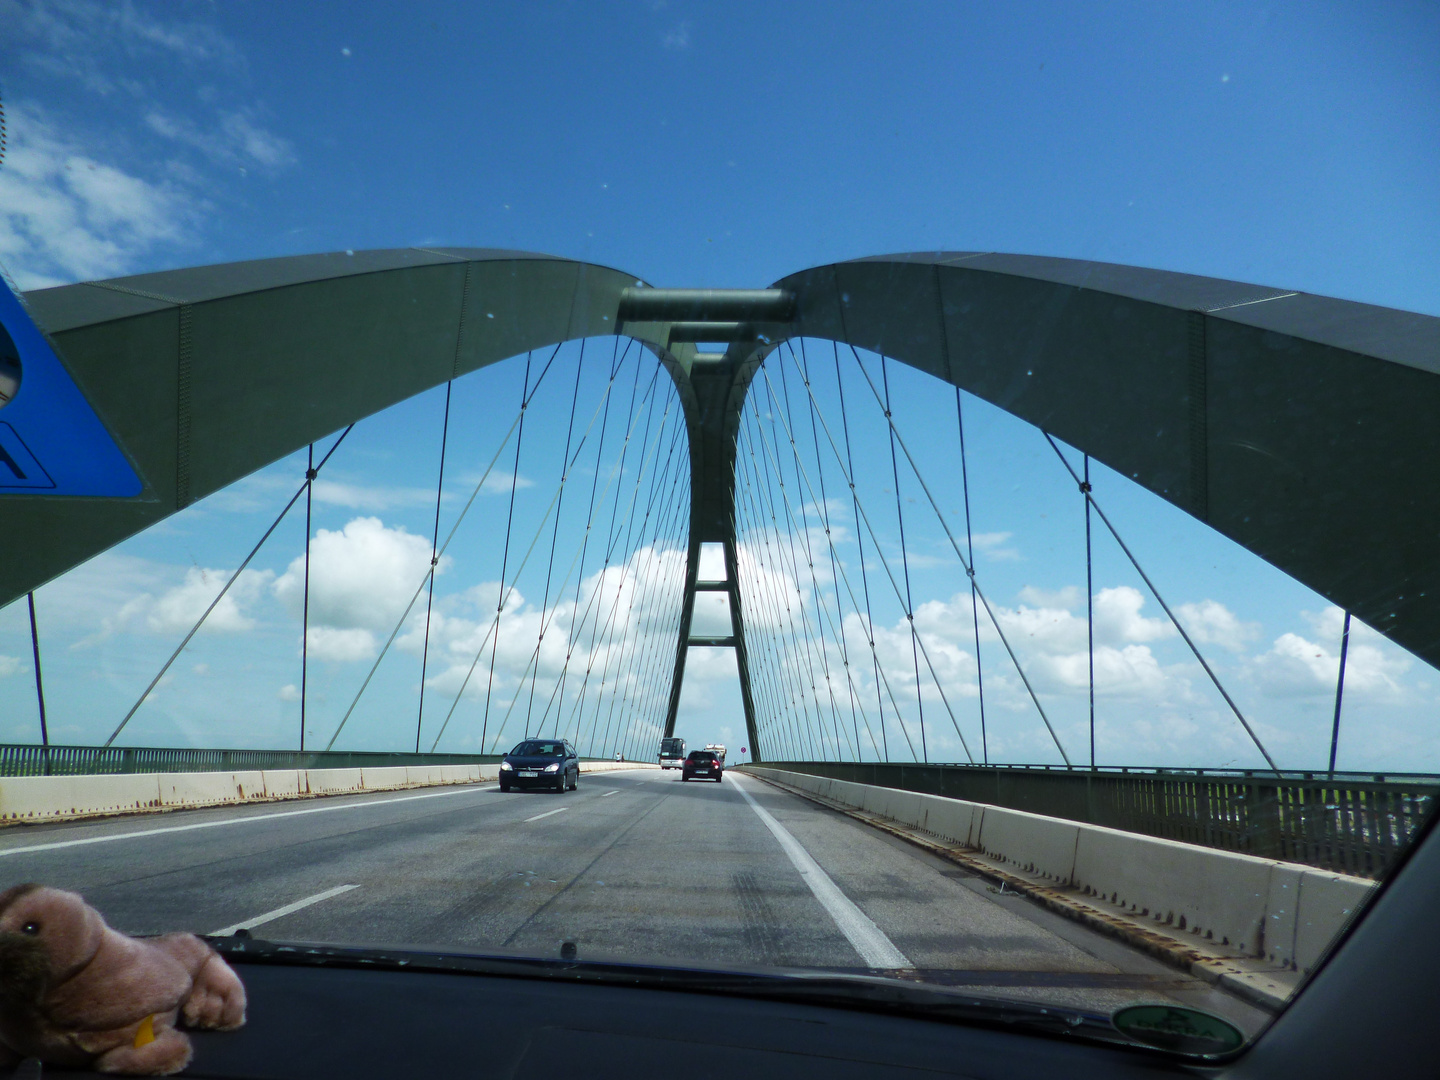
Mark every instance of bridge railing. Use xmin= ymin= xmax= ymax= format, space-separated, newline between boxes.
xmin=751 ymin=761 xmax=1440 ymax=879
xmin=0 ymin=743 xmax=511 ymax=777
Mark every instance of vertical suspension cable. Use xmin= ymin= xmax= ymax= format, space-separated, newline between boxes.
xmin=955 ymin=388 xmax=987 ymax=764
xmin=762 ymin=368 xmax=826 ymax=760
xmin=1329 ymin=610 xmax=1352 ymax=775
xmin=415 ymin=382 xmax=453 ymax=752
xmin=480 ymin=352 xmax=534 ymax=753
xmin=1043 ymin=432 xmax=1274 ymax=774
xmin=777 ymin=354 xmax=851 ymax=760
xmin=26 ymin=593 xmax=48 ymax=763
xmin=737 ymin=409 xmax=798 ymax=753
xmin=880 ymin=354 xmax=927 ymax=762
xmin=111 ymin=424 xmax=354 ymax=749
xmin=1084 ymin=453 xmax=1095 ymax=769
xmin=524 ymin=344 xmax=585 ymax=737
xmin=613 ymin=463 xmax=685 ymax=758
xmin=589 ymin=405 xmax=680 ymax=755
xmin=551 ymin=339 xmax=628 ymax=742
xmin=301 ymin=443 xmax=314 ymax=752
xmin=748 ymin=399 xmax=818 ymax=759
xmin=835 ymin=344 xmax=888 ymax=760
xmin=590 ymin=363 xmax=659 ymax=757
xmin=578 ymin=352 xmax=646 ymax=754
xmin=800 ymin=339 xmax=879 ymax=760
xmin=755 ymin=363 xmax=927 ymax=762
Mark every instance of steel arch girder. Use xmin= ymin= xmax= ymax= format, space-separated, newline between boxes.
xmin=3 ymin=249 xmax=666 ymax=609
xmin=757 ymin=253 xmax=1440 ymax=672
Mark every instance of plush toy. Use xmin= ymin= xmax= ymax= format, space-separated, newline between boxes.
xmin=0 ymin=884 xmax=246 ymax=1075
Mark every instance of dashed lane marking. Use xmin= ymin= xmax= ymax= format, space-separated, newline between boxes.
xmin=209 ymin=884 xmax=359 ymax=937
xmin=524 ymin=807 xmax=569 ymax=823
xmin=601 ymin=791 xmax=619 ymax=797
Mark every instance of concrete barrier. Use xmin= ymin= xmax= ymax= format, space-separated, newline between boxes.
xmin=0 ymin=760 xmax=656 ymax=828
xmin=754 ymin=766 xmax=1374 ymax=974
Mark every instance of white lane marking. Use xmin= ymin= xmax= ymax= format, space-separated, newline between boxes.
xmin=0 ymin=785 xmax=491 ymax=859
xmin=733 ymin=776 xmax=912 ymax=970
xmin=524 ymin=807 xmax=568 ymax=823
xmin=209 ymin=884 xmax=359 ymax=937
xmin=601 ymin=790 xmax=619 ymax=797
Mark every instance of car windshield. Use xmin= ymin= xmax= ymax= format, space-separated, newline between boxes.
xmin=0 ymin=3 xmax=1435 ymax=1066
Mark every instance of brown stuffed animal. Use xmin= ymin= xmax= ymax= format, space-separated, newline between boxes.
xmin=0 ymin=884 xmax=246 ymax=1075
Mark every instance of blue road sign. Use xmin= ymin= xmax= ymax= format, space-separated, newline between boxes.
xmin=0 ymin=276 xmax=143 ymax=497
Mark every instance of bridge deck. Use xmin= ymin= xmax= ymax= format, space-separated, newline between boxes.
xmin=0 ymin=770 xmax=1265 ymax=1032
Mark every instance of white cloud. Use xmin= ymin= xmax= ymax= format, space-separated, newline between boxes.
xmin=273 ymin=517 xmax=444 ymax=642
xmin=304 ymin=626 xmax=378 ymax=664
xmin=1175 ymin=599 xmax=1258 ymax=653
xmin=0 ymin=104 xmax=196 ymax=288
xmin=972 ymin=531 xmax=1020 ymax=561
xmin=0 ymin=3 xmax=292 ymax=287
xmin=0 ymin=655 xmax=21 ymax=678
xmin=661 ymin=22 xmax=691 ymax=49
xmin=1252 ymin=609 xmax=1411 ymax=702
xmin=1093 ymin=586 xmax=1175 ymax=645
xmin=143 ymin=108 xmax=294 ymax=171
xmin=148 ymin=566 xmax=274 ymax=634
xmin=278 ymin=684 xmax=301 ymax=702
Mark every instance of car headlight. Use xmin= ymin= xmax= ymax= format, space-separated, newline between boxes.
xmin=500 ymin=761 xmax=513 ymax=771
xmin=544 ymin=763 xmax=560 ymax=773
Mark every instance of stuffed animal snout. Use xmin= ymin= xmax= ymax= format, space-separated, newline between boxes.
xmin=0 ymin=884 xmax=246 ymax=1076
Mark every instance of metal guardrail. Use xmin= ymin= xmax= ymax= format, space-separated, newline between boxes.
xmin=0 ymin=743 xmax=510 ymax=777
xmin=751 ymin=761 xmax=1440 ymax=879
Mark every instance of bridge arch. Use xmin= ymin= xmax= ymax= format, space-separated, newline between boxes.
xmin=5 ymin=249 xmax=1438 ymax=760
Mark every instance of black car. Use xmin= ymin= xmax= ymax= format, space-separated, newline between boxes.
xmin=680 ymin=750 xmax=723 ymax=782
xmin=499 ymin=739 xmax=579 ymax=793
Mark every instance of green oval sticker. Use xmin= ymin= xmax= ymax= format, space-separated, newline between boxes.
xmin=1111 ymin=1005 xmax=1245 ymax=1056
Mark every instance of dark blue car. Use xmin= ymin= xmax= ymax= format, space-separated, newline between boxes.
xmin=499 ymin=739 xmax=579 ymax=793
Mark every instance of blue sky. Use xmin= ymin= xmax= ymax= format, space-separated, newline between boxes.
xmin=1 ymin=0 xmax=1437 ymax=769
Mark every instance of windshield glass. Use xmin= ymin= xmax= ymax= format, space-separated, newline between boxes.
xmin=0 ymin=2 xmax=1434 ymax=1064
xmin=510 ymin=743 xmax=564 ymax=758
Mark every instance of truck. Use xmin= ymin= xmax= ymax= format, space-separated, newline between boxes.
xmin=704 ymin=744 xmax=727 ymax=764
xmin=658 ymin=736 xmax=686 ymax=769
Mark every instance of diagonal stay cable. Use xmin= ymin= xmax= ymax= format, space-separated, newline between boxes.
xmin=775 ymin=360 xmax=856 ymax=760
xmin=821 ymin=345 xmax=1070 ymax=766
xmin=739 ymin=386 xmax=891 ymax=762
xmin=756 ymin=380 xmax=826 ymax=759
xmin=880 ymin=353 xmax=929 ymax=762
xmin=748 ymin=384 xmax=922 ymax=761
xmin=324 ymin=346 xmax=578 ymax=751
xmin=546 ymin=338 xmax=632 ymax=737
xmin=954 ymin=386 xmax=989 ymax=764
xmin=107 ymin=425 xmax=354 ymax=747
xmin=1041 ymin=432 xmax=1280 ymax=775
xmin=767 ymin=353 xmax=974 ymax=763
xmin=799 ymin=338 xmax=876 ymax=760
xmin=834 ymin=343 xmax=891 ymax=760
xmin=594 ymin=413 xmax=686 ymax=755
xmin=430 ymin=358 xmax=664 ymax=753
xmin=773 ymin=362 xmax=849 ymax=759
xmin=523 ymin=341 xmax=586 ymax=736
xmin=480 ymin=352 xmax=536 ymax=751
xmin=733 ymin=420 xmax=800 ymax=751
xmin=489 ymin=404 xmax=680 ymax=756
xmin=590 ymin=370 xmax=668 ymax=757
xmin=415 ymin=380 xmax=454 ymax=751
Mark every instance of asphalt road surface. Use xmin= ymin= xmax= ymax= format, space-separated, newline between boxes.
xmin=0 ymin=768 xmax=1266 ymax=1029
